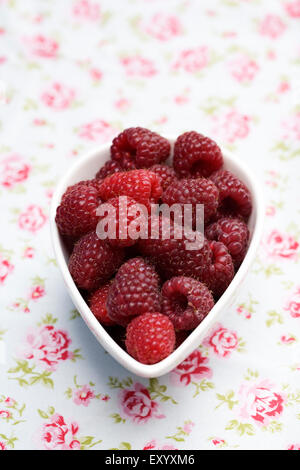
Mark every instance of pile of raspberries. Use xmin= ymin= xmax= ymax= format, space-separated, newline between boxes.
xmin=56 ymin=127 xmax=252 ymax=365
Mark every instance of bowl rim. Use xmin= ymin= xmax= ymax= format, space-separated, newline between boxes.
xmin=50 ymin=136 xmax=265 ymax=378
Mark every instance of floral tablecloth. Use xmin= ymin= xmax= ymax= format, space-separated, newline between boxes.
xmin=0 ymin=0 xmax=300 ymax=451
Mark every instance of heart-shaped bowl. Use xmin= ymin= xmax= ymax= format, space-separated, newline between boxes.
xmin=50 ymin=137 xmax=264 ymax=378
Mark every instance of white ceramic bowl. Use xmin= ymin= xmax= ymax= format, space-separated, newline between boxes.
xmin=50 ymin=137 xmax=264 ymax=378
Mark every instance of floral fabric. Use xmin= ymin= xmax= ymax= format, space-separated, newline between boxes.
xmin=0 ymin=0 xmax=300 ymax=450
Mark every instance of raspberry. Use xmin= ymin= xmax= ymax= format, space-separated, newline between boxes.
xmin=149 ymin=164 xmax=177 ymax=191
xmin=61 ymin=179 xmax=102 ymax=202
xmin=173 ymin=131 xmax=223 ymax=178
xmin=56 ymin=185 xmax=101 ymax=238
xmin=162 ymin=178 xmax=219 ymax=225
xmin=107 ymin=257 xmax=161 ymax=326
xmin=99 ymin=169 xmax=162 ymax=208
xmin=161 ymin=276 xmax=214 ymax=330
xmin=205 ymin=217 xmax=249 ymax=268
xmin=89 ymin=282 xmax=115 ymax=326
xmin=202 ymin=241 xmax=234 ymax=298
xmin=138 ymin=216 xmax=212 ymax=281
xmin=69 ymin=232 xmax=125 ymax=291
xmin=95 ymin=160 xmax=122 ymax=180
xmin=97 ymin=196 xmax=147 ymax=248
xmin=111 ymin=127 xmax=170 ymax=170
xmin=125 ymin=312 xmax=175 ymax=364
xmin=210 ymin=170 xmax=252 ymax=221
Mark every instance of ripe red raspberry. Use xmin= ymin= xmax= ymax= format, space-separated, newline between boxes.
xmin=111 ymin=127 xmax=170 ymax=170
xmin=125 ymin=312 xmax=175 ymax=364
xmin=173 ymin=131 xmax=224 ymax=178
xmin=69 ymin=232 xmax=125 ymax=291
xmin=61 ymin=179 xmax=102 ymax=202
xmin=161 ymin=276 xmax=214 ymax=330
xmin=107 ymin=257 xmax=161 ymax=326
xmin=97 ymin=196 xmax=147 ymax=248
xmin=95 ymin=160 xmax=122 ymax=180
xmin=202 ymin=241 xmax=234 ymax=298
xmin=89 ymin=282 xmax=115 ymax=326
xmin=138 ymin=216 xmax=212 ymax=281
xmin=56 ymin=185 xmax=101 ymax=238
xmin=162 ymin=178 xmax=219 ymax=225
xmin=205 ymin=217 xmax=249 ymax=268
xmin=149 ymin=164 xmax=177 ymax=191
xmin=210 ymin=170 xmax=252 ymax=221
xmin=99 ymin=169 xmax=162 ymax=208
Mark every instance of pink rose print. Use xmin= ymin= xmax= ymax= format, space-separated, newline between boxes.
xmin=0 ymin=155 xmax=31 ymax=188
xmin=211 ymin=109 xmax=250 ymax=144
xmin=39 ymin=414 xmax=80 ymax=450
xmin=0 ymin=410 xmax=11 ymax=419
xmin=172 ymin=47 xmax=209 ymax=73
xmin=26 ymin=35 xmax=59 ymax=58
xmin=0 ymin=442 xmax=6 ymax=451
xmin=143 ymin=440 xmax=177 ymax=450
xmin=41 ymin=82 xmax=75 ymax=110
xmin=259 ymin=14 xmax=286 ymax=39
xmin=228 ymin=55 xmax=259 ymax=83
xmin=30 ymin=285 xmax=46 ymax=301
xmin=77 ymin=119 xmax=117 ymax=142
xmin=23 ymin=247 xmax=35 ymax=259
xmin=90 ymin=68 xmax=102 ymax=82
xmin=211 ymin=438 xmax=226 ymax=447
xmin=18 ymin=205 xmax=47 ymax=233
xmin=119 ymin=382 xmax=165 ymax=424
xmin=143 ymin=13 xmax=182 ymax=41
xmin=171 ymin=350 xmax=212 ymax=386
xmin=284 ymin=288 xmax=300 ymax=318
xmin=238 ymin=380 xmax=285 ymax=426
xmin=72 ymin=0 xmax=101 ymax=21
xmin=4 ymin=397 xmax=16 ymax=407
xmin=21 ymin=325 xmax=72 ymax=371
xmin=264 ymin=230 xmax=299 ymax=260
xmin=0 ymin=256 xmax=14 ymax=284
xmin=285 ymin=1 xmax=300 ymax=18
xmin=203 ymin=323 xmax=239 ymax=358
xmin=280 ymin=335 xmax=296 ymax=345
xmin=266 ymin=205 xmax=276 ymax=217
xmin=237 ymin=306 xmax=252 ymax=319
xmin=73 ymin=385 xmax=95 ymax=407
xmin=121 ymin=56 xmax=157 ymax=77
xmin=282 ymin=113 xmax=300 ymax=141
xmin=288 ymin=443 xmax=300 ymax=450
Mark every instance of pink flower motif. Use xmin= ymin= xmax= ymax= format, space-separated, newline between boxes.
xmin=182 ymin=421 xmax=195 ymax=434
xmin=77 ymin=119 xmax=117 ymax=142
xmin=211 ymin=109 xmax=250 ymax=144
xmin=282 ymin=112 xmax=300 ymax=141
xmin=143 ymin=13 xmax=182 ymax=41
xmin=277 ymin=81 xmax=290 ymax=94
xmin=41 ymin=83 xmax=75 ymax=110
xmin=0 ymin=442 xmax=6 ymax=450
xmin=18 ymin=205 xmax=47 ymax=233
xmin=264 ymin=230 xmax=299 ymax=260
xmin=4 ymin=397 xmax=16 ymax=407
xmin=211 ymin=438 xmax=225 ymax=447
xmin=72 ymin=0 xmax=101 ymax=21
xmin=228 ymin=55 xmax=259 ymax=83
xmin=0 ymin=410 xmax=11 ymax=419
xmin=0 ymin=256 xmax=14 ymax=284
xmin=172 ymin=47 xmax=209 ymax=73
xmin=121 ymin=56 xmax=157 ymax=77
xmin=259 ymin=14 xmax=286 ymax=39
xmin=284 ymin=288 xmax=300 ymax=318
xmin=21 ymin=325 xmax=72 ymax=371
xmin=285 ymin=1 xmax=300 ymax=17
xmin=90 ymin=68 xmax=102 ymax=81
xmin=39 ymin=413 xmax=80 ymax=450
xmin=143 ymin=440 xmax=177 ymax=450
xmin=0 ymin=155 xmax=31 ymax=188
xmin=170 ymin=350 xmax=212 ymax=386
xmin=114 ymin=98 xmax=130 ymax=111
xmin=280 ymin=335 xmax=296 ymax=344
xmin=266 ymin=205 xmax=276 ymax=217
xmin=238 ymin=379 xmax=285 ymax=426
xmin=73 ymin=385 xmax=95 ymax=406
xmin=30 ymin=285 xmax=46 ymax=301
xmin=288 ymin=443 xmax=300 ymax=450
xmin=119 ymin=382 xmax=165 ymax=424
xmin=203 ymin=323 xmax=239 ymax=358
xmin=26 ymin=35 xmax=59 ymax=58
xmin=23 ymin=247 xmax=35 ymax=259
xmin=236 ymin=305 xmax=252 ymax=319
